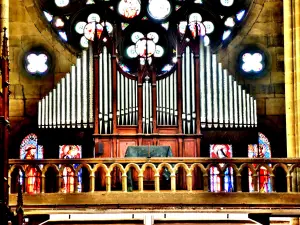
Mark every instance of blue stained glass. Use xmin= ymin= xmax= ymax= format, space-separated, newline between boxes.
xmin=222 ymin=30 xmax=231 ymax=40
xmin=59 ymin=145 xmax=82 ymax=193
xmin=236 ymin=10 xmax=246 ymax=21
xmin=19 ymin=133 xmax=44 ymax=194
xmin=248 ymin=132 xmax=272 ymax=193
xmin=210 ymin=144 xmax=234 ymax=192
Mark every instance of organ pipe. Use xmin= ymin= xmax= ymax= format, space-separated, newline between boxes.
xmin=89 ymin=45 xmax=94 ymax=126
xmin=53 ymin=89 xmax=57 ymax=128
xmin=38 ymin=41 xmax=258 ymax=130
xmin=218 ymin=63 xmax=224 ymax=127
xmin=223 ymin=69 xmax=229 ymax=128
xmin=229 ymin=75 xmax=234 ymax=128
xmin=206 ymin=46 xmax=212 ymax=128
xmin=233 ymin=81 xmax=238 ymax=128
xmin=212 ymin=54 xmax=218 ymax=128
xmin=76 ymin=57 xmax=82 ymax=127
xmin=71 ymin=66 xmax=76 ymax=127
xmin=82 ymin=50 xmax=88 ymax=128
xmin=200 ymin=41 xmax=206 ymax=128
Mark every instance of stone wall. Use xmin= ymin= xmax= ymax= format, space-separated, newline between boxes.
xmin=8 ymin=0 xmax=76 ymax=157
xmin=218 ymin=0 xmax=285 ymax=157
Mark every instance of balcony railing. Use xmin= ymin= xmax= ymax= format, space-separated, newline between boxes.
xmin=8 ymin=158 xmax=300 ymax=194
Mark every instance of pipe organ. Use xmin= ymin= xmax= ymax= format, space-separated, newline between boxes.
xmin=117 ymin=71 xmax=138 ymax=126
xmin=38 ymin=39 xmax=257 ymax=157
xmin=156 ymin=71 xmax=178 ymax=126
xmin=39 ymin=47 xmax=94 ymax=129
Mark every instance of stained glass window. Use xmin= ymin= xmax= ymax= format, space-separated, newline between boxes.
xmin=20 ymin=133 xmax=44 ymax=194
xmin=74 ymin=13 xmax=113 ymax=48
xmin=241 ymin=52 xmax=264 ymax=73
xmin=187 ymin=13 xmax=206 ymax=38
xmin=59 ymin=145 xmax=82 ymax=193
xmin=210 ymin=144 xmax=234 ymax=192
xmin=55 ymin=0 xmax=69 ymax=7
xmin=53 ymin=17 xmax=64 ymax=28
xmin=222 ymin=30 xmax=231 ymax=40
xmin=248 ymin=132 xmax=272 ymax=192
xmin=43 ymin=11 xmax=53 ymax=22
xmin=224 ymin=17 xmax=235 ymax=27
xmin=58 ymin=31 xmax=68 ymax=41
xmin=25 ymin=52 xmax=49 ymax=75
xmin=147 ymin=0 xmax=172 ymax=20
xmin=127 ymin=31 xmax=164 ymax=65
xmin=220 ymin=0 xmax=234 ymax=7
xmin=236 ymin=10 xmax=246 ymax=21
xmin=40 ymin=0 xmax=253 ymax=53
xmin=118 ymin=0 xmax=141 ymax=19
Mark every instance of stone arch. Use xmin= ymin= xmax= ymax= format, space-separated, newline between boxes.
xmin=173 ymin=163 xmax=190 ymax=175
xmin=190 ymin=163 xmax=207 ymax=176
xmin=42 ymin=164 xmax=59 ymax=176
xmin=108 ymin=163 xmax=125 ymax=175
xmin=157 ymin=163 xmax=174 ymax=175
xmin=92 ymin=163 xmax=109 ymax=174
xmin=124 ymin=163 xmax=141 ymax=174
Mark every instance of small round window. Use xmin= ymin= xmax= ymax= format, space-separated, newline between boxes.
xmin=237 ymin=46 xmax=269 ymax=79
xmin=24 ymin=49 xmax=51 ymax=76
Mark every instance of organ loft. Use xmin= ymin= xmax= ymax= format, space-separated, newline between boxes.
xmin=0 ymin=0 xmax=299 ymax=225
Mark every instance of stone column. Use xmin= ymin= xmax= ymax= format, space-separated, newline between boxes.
xmin=284 ymin=0 xmax=296 ymax=158
xmin=284 ymin=0 xmax=300 ymax=195
xmin=0 ymin=0 xmax=9 ymax=224
xmin=0 ymin=0 xmax=9 ymax=52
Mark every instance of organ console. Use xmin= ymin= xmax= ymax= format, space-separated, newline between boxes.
xmin=38 ymin=33 xmax=257 ymax=157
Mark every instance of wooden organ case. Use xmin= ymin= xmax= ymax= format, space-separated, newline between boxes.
xmin=38 ymin=27 xmax=258 ymax=158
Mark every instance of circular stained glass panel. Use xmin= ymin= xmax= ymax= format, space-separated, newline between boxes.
xmin=135 ymin=39 xmax=156 ymax=57
xmin=84 ymin=22 xmax=103 ymax=41
xmin=55 ymin=0 xmax=69 ymax=7
xmin=220 ymin=0 xmax=234 ymax=7
xmin=148 ymin=0 xmax=171 ymax=20
xmin=118 ymin=0 xmax=141 ymax=19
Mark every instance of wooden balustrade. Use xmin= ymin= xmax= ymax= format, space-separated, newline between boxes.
xmin=7 ymin=158 xmax=300 ymax=194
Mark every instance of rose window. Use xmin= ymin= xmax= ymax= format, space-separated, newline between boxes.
xmin=74 ymin=13 xmax=113 ymax=48
xmin=127 ymin=32 xmax=164 ymax=65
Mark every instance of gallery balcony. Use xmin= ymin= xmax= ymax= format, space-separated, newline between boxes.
xmin=7 ymin=157 xmax=300 ymax=215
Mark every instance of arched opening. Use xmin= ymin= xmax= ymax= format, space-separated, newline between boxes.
xmin=94 ymin=166 xmax=107 ymax=191
xmin=241 ymin=165 xmax=251 ymax=192
xmin=192 ymin=165 xmax=204 ymax=191
xmin=274 ymin=166 xmax=287 ymax=192
xmin=10 ymin=168 xmax=25 ymax=194
xmin=60 ymin=165 xmax=76 ymax=193
xmin=19 ymin=133 xmax=44 ymax=194
xmin=110 ymin=165 xmax=123 ymax=191
xmin=210 ymin=144 xmax=234 ymax=192
xmin=175 ymin=165 xmax=187 ymax=191
xmin=45 ymin=167 xmax=59 ymax=193
xmin=80 ymin=167 xmax=90 ymax=192
xmin=25 ymin=166 xmax=42 ymax=194
xmin=143 ymin=166 xmax=156 ymax=191
xmin=248 ymin=132 xmax=272 ymax=192
xmin=126 ymin=165 xmax=139 ymax=192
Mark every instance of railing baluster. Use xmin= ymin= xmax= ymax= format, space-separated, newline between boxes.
xmin=106 ymin=174 xmax=111 ymax=192
xmin=236 ymin=173 xmax=242 ymax=192
xmin=138 ymin=174 xmax=144 ymax=192
xmin=187 ymin=173 xmax=192 ymax=192
xmin=154 ymin=174 xmax=160 ymax=192
xmin=90 ymin=173 xmax=95 ymax=192
xmin=122 ymin=173 xmax=127 ymax=192
xmin=171 ymin=174 xmax=176 ymax=192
